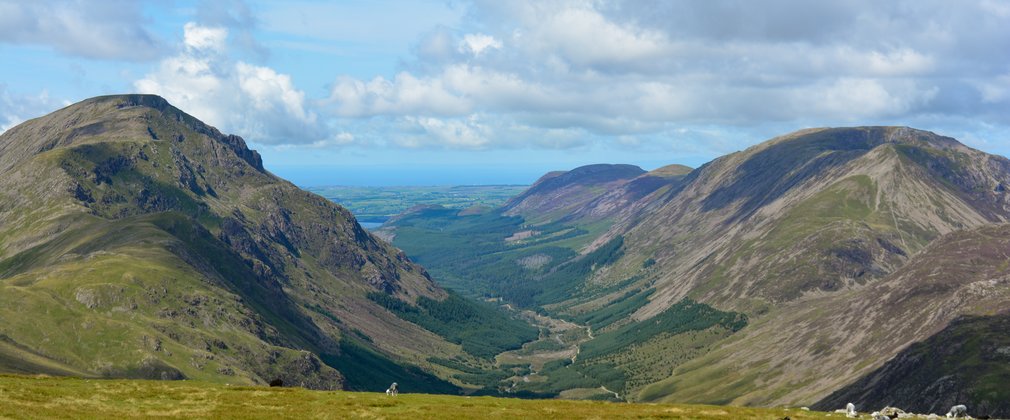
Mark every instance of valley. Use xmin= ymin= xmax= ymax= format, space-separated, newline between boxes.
xmin=2 ymin=2 xmax=1005 ymax=418
xmin=2 ymin=96 xmax=1009 ymax=418
xmin=376 ymin=175 xmax=751 ymax=402
xmin=376 ymin=128 xmax=1010 ymax=416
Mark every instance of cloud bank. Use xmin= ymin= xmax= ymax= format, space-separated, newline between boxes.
xmin=320 ymin=0 xmax=1010 ymax=150
xmin=4 ymin=0 xmax=1008 ymax=156
xmin=0 ymin=0 xmax=164 ymax=61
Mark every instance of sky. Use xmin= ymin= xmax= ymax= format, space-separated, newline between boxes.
xmin=1 ymin=0 xmax=1009 ymax=186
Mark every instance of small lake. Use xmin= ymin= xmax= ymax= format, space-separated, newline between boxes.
xmin=359 ymin=222 xmax=384 ymax=230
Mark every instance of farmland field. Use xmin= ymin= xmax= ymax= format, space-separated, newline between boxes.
xmin=306 ymin=185 xmax=528 ymax=224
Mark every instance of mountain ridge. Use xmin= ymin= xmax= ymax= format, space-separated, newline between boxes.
xmin=381 ymin=125 xmax=1010 ymax=413
xmin=502 ymin=164 xmax=647 ymax=223
xmin=0 ymin=94 xmax=535 ymax=391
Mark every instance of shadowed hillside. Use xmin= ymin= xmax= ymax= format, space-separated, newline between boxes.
xmin=815 ymin=311 xmax=1010 ymax=417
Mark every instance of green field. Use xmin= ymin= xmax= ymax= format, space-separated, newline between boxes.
xmin=306 ymin=185 xmax=528 ymax=223
xmin=0 ymin=374 xmax=835 ymax=419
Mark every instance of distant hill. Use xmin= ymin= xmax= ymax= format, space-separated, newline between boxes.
xmin=0 ymin=94 xmax=535 ymax=391
xmin=502 ymin=164 xmax=648 ymax=223
xmin=383 ymin=126 xmax=1010 ymax=415
xmin=648 ymin=164 xmax=693 ymax=177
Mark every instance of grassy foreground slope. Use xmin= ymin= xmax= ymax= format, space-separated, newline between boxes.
xmin=0 ymin=375 xmax=833 ymax=419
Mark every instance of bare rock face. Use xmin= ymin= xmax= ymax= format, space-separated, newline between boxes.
xmin=220 ymin=134 xmax=264 ymax=172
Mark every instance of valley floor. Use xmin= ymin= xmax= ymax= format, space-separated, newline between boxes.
xmin=0 ymin=374 xmax=836 ymax=419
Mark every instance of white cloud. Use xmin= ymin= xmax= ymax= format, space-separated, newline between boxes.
xmin=804 ymin=78 xmax=939 ymax=120
xmin=861 ymin=49 xmax=936 ymax=76
xmin=980 ymin=0 xmax=1010 ymax=18
xmin=523 ymin=5 xmax=671 ymax=69
xmin=403 ymin=115 xmax=490 ymax=148
xmin=326 ymin=72 xmax=471 ymax=117
xmin=183 ymin=22 xmax=228 ymax=52
xmin=460 ymin=34 xmax=502 ymax=56
xmin=236 ymin=63 xmax=313 ymax=123
xmin=135 ymin=22 xmax=321 ymax=145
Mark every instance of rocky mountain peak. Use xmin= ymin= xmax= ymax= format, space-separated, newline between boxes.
xmin=0 ymin=94 xmax=264 ymax=175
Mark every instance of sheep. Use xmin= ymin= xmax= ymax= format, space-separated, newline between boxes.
xmin=846 ymin=403 xmax=858 ymax=418
xmin=945 ymin=405 xmax=967 ymax=418
xmin=880 ymin=406 xmax=907 ymax=418
xmin=386 ymin=382 xmax=399 ymax=396
xmin=871 ymin=411 xmax=891 ymax=420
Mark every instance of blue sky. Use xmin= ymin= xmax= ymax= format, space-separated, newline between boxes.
xmin=2 ymin=0 xmax=1009 ymax=186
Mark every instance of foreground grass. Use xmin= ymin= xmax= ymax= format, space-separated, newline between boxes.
xmin=0 ymin=375 xmax=835 ymax=419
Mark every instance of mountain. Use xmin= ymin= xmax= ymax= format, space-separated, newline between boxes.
xmin=608 ymin=127 xmax=1010 ymax=408
xmin=382 ymin=126 xmax=1010 ymax=413
xmin=0 ymin=94 xmax=535 ymax=391
xmin=609 ymin=127 xmax=1010 ymax=312
xmin=502 ymin=164 xmax=647 ymax=222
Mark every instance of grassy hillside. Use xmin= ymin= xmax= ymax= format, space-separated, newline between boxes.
xmin=0 ymin=94 xmax=535 ymax=394
xmin=0 ymin=374 xmax=836 ymax=419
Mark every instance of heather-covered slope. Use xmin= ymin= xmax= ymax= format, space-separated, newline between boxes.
xmin=610 ymin=127 xmax=1010 ymax=316
xmin=639 ymin=222 xmax=1010 ymax=409
xmin=610 ymin=128 xmax=1010 ymax=405
xmin=0 ymin=95 xmax=535 ymax=391
xmin=814 ymin=310 xmax=1010 ymax=417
